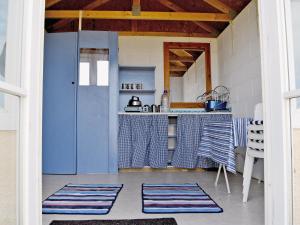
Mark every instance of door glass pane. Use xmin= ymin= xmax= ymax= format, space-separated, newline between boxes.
xmin=0 ymin=91 xmax=19 ymax=225
xmin=0 ymin=0 xmax=8 ymax=81
xmin=290 ymin=0 xmax=300 ymax=89
xmin=292 ymin=97 xmax=300 ymax=224
xmin=79 ymin=48 xmax=109 ymax=86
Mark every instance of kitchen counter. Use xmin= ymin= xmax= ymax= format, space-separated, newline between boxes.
xmin=118 ymin=112 xmax=232 ymax=116
xmin=118 ymin=112 xmax=236 ymax=170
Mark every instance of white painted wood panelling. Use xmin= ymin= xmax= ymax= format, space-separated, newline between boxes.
xmin=217 ymin=0 xmax=262 ymax=118
xmin=183 ymin=53 xmax=206 ymax=102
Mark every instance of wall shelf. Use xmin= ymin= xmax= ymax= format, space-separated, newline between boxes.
xmin=119 ymin=89 xmax=156 ymax=94
xmin=119 ymin=66 xmax=155 ymax=111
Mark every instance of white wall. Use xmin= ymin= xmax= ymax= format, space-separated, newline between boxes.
xmin=217 ymin=0 xmax=262 ymax=117
xmin=119 ymin=36 xmax=219 ymax=105
xmin=183 ymin=53 xmax=206 ymax=102
xmin=170 ymin=77 xmax=183 ymax=102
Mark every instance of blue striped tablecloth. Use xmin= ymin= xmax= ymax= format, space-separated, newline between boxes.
xmin=198 ymin=117 xmax=251 ymax=173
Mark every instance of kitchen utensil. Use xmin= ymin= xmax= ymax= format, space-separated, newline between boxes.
xmin=128 ymin=96 xmax=142 ymax=107
xmin=151 ymin=104 xmax=158 ymax=113
xmin=143 ymin=105 xmax=151 ymax=112
xmin=205 ymin=100 xmax=227 ymax=111
xmin=157 ymin=105 xmax=161 ymax=112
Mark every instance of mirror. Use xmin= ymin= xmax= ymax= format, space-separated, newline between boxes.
xmin=164 ymin=42 xmax=211 ymax=108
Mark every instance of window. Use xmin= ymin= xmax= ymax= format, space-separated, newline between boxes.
xmin=79 ymin=62 xmax=90 ymax=86
xmin=79 ymin=48 xmax=109 ymax=86
xmin=0 ymin=0 xmax=8 ymax=109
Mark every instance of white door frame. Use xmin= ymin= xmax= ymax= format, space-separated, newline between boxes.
xmin=0 ymin=0 xmax=45 ymax=224
xmin=258 ymin=0 xmax=300 ymax=224
xmin=13 ymin=0 xmax=297 ymax=225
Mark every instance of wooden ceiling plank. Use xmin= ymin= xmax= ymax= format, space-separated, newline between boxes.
xmin=156 ymin=0 xmax=219 ymax=36
xmin=48 ymin=0 xmax=112 ymax=31
xmin=131 ymin=20 xmax=138 ymax=31
xmin=170 ymin=49 xmax=193 ymax=58
xmin=169 ymin=55 xmax=195 ymax=63
xmin=170 ymin=65 xmax=188 ymax=72
xmin=203 ymin=0 xmax=237 ymax=18
xmin=45 ymin=0 xmax=61 ymax=9
xmin=45 ymin=10 xmax=232 ymax=22
xmin=132 ymin=0 xmax=141 ymax=16
xmin=84 ymin=0 xmax=112 ymax=10
xmin=119 ymin=31 xmax=215 ymax=38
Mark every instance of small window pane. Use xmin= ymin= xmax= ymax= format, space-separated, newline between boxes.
xmin=290 ymin=0 xmax=300 ymax=89
xmin=79 ymin=62 xmax=90 ymax=86
xmin=97 ymin=60 xmax=109 ymax=86
xmin=0 ymin=0 xmax=8 ymax=81
xmin=79 ymin=48 xmax=109 ymax=87
xmin=292 ymin=97 xmax=300 ymax=224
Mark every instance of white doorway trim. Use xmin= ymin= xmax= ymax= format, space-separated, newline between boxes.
xmin=18 ymin=0 xmax=45 ymax=224
xmin=258 ymin=0 xmax=293 ymax=224
xmin=19 ymin=0 xmax=296 ymax=225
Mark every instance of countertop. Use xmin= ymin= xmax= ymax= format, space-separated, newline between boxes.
xmin=118 ymin=112 xmax=232 ymax=116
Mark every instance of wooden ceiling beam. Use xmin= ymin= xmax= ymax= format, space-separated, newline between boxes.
xmin=45 ymin=10 xmax=232 ymax=22
xmin=170 ymin=49 xmax=193 ymax=58
xmin=169 ymin=55 xmax=195 ymax=63
xmin=48 ymin=0 xmax=111 ymax=31
xmin=132 ymin=0 xmax=141 ymax=16
xmin=45 ymin=0 xmax=61 ymax=9
xmin=203 ymin=0 xmax=237 ymax=17
xmin=170 ymin=65 xmax=188 ymax=72
xmin=119 ymin=31 xmax=215 ymax=38
xmin=156 ymin=0 xmax=219 ymax=36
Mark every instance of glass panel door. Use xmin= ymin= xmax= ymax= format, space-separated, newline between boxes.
xmin=0 ymin=92 xmax=19 ymax=225
xmin=0 ymin=0 xmax=24 ymax=223
xmin=289 ymin=0 xmax=300 ymax=90
xmin=286 ymin=0 xmax=300 ymax=224
xmin=291 ymin=97 xmax=300 ymax=224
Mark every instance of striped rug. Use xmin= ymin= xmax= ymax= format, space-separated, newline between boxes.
xmin=142 ymin=183 xmax=223 ymax=214
xmin=43 ymin=184 xmax=123 ymax=215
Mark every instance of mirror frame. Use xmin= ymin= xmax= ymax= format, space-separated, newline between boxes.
xmin=163 ymin=42 xmax=212 ymax=108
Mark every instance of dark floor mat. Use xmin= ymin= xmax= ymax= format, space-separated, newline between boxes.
xmin=50 ymin=218 xmax=177 ymax=225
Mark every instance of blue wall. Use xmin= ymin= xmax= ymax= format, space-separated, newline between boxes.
xmin=119 ymin=67 xmax=155 ymax=111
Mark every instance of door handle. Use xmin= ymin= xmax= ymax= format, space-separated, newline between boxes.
xmin=72 ymin=82 xmax=75 ymax=84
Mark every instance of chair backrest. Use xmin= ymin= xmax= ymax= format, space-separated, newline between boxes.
xmin=247 ymin=103 xmax=264 ymax=152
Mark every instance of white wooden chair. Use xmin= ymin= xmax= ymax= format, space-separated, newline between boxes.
xmin=243 ymin=103 xmax=264 ymax=202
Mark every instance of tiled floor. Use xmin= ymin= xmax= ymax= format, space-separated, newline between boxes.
xmin=43 ymin=171 xmax=264 ymax=225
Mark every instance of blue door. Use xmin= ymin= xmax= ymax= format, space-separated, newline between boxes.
xmin=77 ymin=31 xmax=118 ymax=174
xmin=42 ymin=33 xmax=77 ymax=174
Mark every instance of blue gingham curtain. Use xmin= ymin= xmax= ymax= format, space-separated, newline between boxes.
xmin=118 ymin=115 xmax=168 ymax=168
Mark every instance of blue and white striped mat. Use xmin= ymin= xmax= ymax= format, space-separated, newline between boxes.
xmin=142 ymin=183 xmax=223 ymax=214
xmin=42 ymin=184 xmax=123 ymax=215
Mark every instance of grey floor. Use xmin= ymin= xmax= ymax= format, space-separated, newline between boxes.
xmin=43 ymin=171 xmax=264 ymax=225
